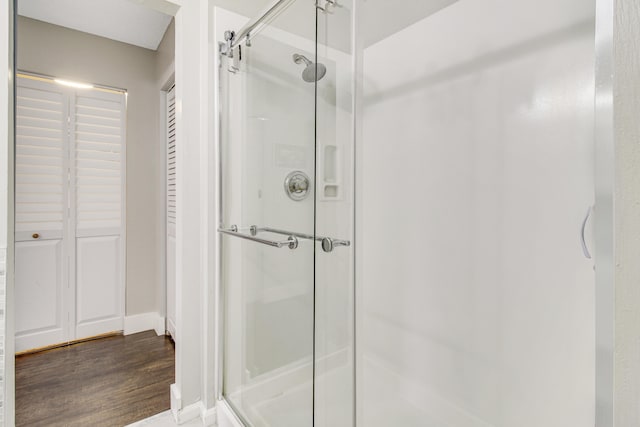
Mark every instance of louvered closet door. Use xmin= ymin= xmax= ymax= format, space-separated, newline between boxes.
xmin=73 ymin=89 xmax=126 ymax=339
xmin=166 ymin=85 xmax=176 ymax=339
xmin=15 ymin=77 xmax=70 ymax=352
xmin=15 ymin=76 xmax=126 ymax=352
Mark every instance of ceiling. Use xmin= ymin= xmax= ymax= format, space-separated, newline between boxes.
xmin=17 ymin=0 xmax=459 ymax=52
xmin=18 ymin=0 xmax=173 ymax=50
xmin=210 ymin=0 xmax=460 ymax=49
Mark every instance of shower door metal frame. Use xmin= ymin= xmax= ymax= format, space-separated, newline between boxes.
xmin=594 ymin=0 xmax=614 ymax=425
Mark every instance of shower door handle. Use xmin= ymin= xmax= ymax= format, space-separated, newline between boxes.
xmin=320 ymin=237 xmax=351 ymax=253
xmin=219 ymin=226 xmax=299 ymax=250
xmin=580 ymin=206 xmax=593 ymax=259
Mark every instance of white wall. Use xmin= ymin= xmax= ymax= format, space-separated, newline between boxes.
xmin=613 ymin=0 xmax=640 ymax=424
xmin=358 ymin=0 xmax=595 ymax=426
xmin=17 ymin=17 xmax=163 ymax=317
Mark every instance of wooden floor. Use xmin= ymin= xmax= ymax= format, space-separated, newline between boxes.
xmin=16 ymin=331 xmax=175 ymax=427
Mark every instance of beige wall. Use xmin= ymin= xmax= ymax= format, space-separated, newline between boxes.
xmin=17 ymin=16 xmax=164 ymax=317
xmin=157 ymin=18 xmax=175 ymax=87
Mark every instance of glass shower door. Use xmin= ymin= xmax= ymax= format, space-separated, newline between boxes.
xmin=219 ymin=2 xmax=319 ymax=426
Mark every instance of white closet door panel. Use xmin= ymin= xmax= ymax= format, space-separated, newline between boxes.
xmin=76 ymin=227 xmax=121 ymax=238
xmin=16 ymin=203 xmax=63 ymax=213
xmin=16 ymin=192 xmax=63 ymax=203
xmin=16 ymin=145 xmax=64 ymax=159
xmin=75 ymin=114 xmax=120 ymax=128
xmin=78 ymin=193 xmax=120 ymax=203
xmin=77 ymin=105 xmax=121 ymax=119
xmin=17 ymin=135 xmax=63 ymax=149
xmin=76 ymin=168 xmax=120 ymax=178
xmin=76 ymin=133 xmax=121 ymax=145
xmin=14 ymin=230 xmax=63 ymax=241
xmin=15 ymin=239 xmax=66 ymax=352
xmin=76 ymin=123 xmax=121 ymax=137
xmin=77 ymin=211 xmax=121 ymax=223
xmin=166 ymin=85 xmax=176 ymax=340
xmin=16 ymin=174 xmax=62 ymax=186
xmin=73 ymin=89 xmax=125 ymax=339
xmin=76 ymin=177 xmax=120 ymax=187
xmin=16 ymin=165 xmax=63 ymax=178
xmin=166 ymin=235 xmax=176 ymax=339
xmin=76 ymin=155 xmax=120 ymax=168
xmin=167 ymin=86 xmax=176 ymax=238
xmin=74 ymin=91 xmax=124 ymax=234
xmin=17 ymin=105 xmax=62 ymax=122
xmin=16 ymin=126 xmax=62 ymax=140
xmin=75 ymin=235 xmax=123 ymax=336
xmin=76 ymin=141 xmax=121 ymax=152
xmin=77 ymin=150 xmax=120 ymax=162
xmin=15 ymin=79 xmax=67 ymax=236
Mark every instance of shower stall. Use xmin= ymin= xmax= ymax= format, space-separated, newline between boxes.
xmin=214 ymin=0 xmax=601 ymax=425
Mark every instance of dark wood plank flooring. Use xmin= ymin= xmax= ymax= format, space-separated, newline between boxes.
xmin=16 ymin=331 xmax=175 ymax=427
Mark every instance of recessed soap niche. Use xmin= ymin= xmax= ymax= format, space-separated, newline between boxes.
xmin=321 ymin=144 xmax=341 ymax=200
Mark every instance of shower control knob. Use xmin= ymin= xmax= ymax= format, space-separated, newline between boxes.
xmin=284 ymin=171 xmax=311 ymax=201
xmin=290 ymin=178 xmax=308 ymax=192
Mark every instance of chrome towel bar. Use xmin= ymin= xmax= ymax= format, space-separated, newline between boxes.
xmin=218 ymin=227 xmax=299 ymax=250
xmin=218 ymin=225 xmax=350 ymax=253
xmin=258 ymin=227 xmax=350 ymax=253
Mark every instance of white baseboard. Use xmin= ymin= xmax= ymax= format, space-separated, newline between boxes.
xmin=167 ymin=316 xmax=176 ymax=340
xmin=155 ymin=315 xmax=167 ymax=336
xmin=170 ymin=383 xmax=202 ymax=424
xmin=124 ymin=312 xmax=165 ymax=336
xmin=177 ymin=402 xmax=201 ymax=424
xmin=200 ymin=402 xmax=217 ymax=427
xmin=170 ymin=383 xmax=181 ymax=421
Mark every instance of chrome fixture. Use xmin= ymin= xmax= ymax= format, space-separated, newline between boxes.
xmin=219 ymin=224 xmax=350 ymax=253
xmin=316 ymin=0 xmax=337 ymax=12
xmin=222 ymin=0 xmax=296 ymax=55
xmin=284 ymin=171 xmax=311 ymax=201
xmin=321 ymin=237 xmax=350 ymax=253
xmin=293 ymin=54 xmax=327 ymax=82
xmin=219 ymin=226 xmax=299 ymax=249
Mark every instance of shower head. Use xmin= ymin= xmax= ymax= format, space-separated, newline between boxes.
xmin=292 ymin=53 xmax=326 ymax=83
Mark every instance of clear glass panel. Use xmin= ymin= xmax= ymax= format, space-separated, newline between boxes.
xmin=220 ymin=2 xmax=318 ymax=426
xmin=314 ymin=2 xmax=355 ymax=427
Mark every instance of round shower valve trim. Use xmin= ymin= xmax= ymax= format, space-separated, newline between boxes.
xmin=284 ymin=171 xmax=311 ymax=201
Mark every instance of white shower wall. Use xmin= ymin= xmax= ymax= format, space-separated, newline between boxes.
xmin=358 ymin=0 xmax=595 ymax=426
